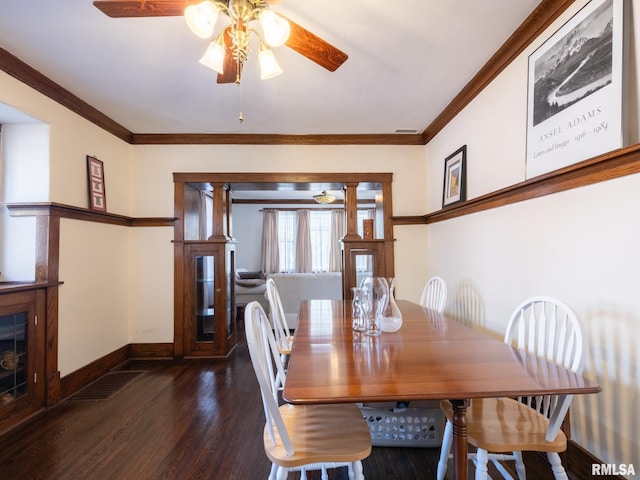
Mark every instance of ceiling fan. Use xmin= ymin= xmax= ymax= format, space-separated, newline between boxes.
xmin=93 ymin=0 xmax=349 ymax=85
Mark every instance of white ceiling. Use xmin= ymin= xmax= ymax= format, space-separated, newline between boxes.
xmin=0 ymin=0 xmax=543 ymax=135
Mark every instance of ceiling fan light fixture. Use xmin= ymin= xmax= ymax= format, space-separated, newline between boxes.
xmin=258 ymin=43 xmax=283 ymax=80
xmin=313 ymin=191 xmax=336 ymax=204
xmin=185 ymin=1 xmax=220 ymax=39
xmin=199 ymin=36 xmax=226 ymax=74
xmin=259 ymin=9 xmax=291 ymax=47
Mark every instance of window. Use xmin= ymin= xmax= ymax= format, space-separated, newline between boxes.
xmin=276 ymin=209 xmax=373 ymax=273
xmin=277 ymin=211 xmax=296 ymax=272
xmin=309 ymin=210 xmax=332 ymax=272
xmin=277 ymin=210 xmax=333 ymax=272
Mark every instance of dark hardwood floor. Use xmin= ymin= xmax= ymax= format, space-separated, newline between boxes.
xmin=0 ymin=331 xmax=566 ymax=479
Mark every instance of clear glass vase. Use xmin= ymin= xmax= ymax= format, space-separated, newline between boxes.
xmin=379 ymin=277 xmax=403 ymax=332
xmin=351 ymin=287 xmax=368 ymax=332
xmin=361 ymin=277 xmax=386 ymax=336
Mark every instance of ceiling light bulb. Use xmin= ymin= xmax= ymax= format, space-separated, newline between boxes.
xmin=259 ymin=10 xmax=290 ymax=47
xmin=199 ymin=37 xmax=226 ymax=74
xmin=258 ymin=43 xmax=283 ymax=79
xmin=185 ymin=1 xmax=220 ymax=39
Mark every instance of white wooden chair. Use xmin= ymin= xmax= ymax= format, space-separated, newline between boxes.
xmin=419 ymin=276 xmax=448 ymax=313
xmin=265 ymin=277 xmax=294 ymax=364
xmin=436 ymin=296 xmax=584 ymax=480
xmin=245 ymin=301 xmax=372 ymax=480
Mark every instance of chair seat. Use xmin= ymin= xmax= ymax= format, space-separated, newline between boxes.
xmin=264 ymin=403 xmax=372 ymax=468
xmin=440 ymin=398 xmax=567 ymax=453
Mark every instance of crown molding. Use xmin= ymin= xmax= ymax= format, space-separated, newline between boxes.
xmin=421 ymin=0 xmax=576 ymax=144
xmin=130 ymin=133 xmax=424 ymax=145
xmin=1 ymin=0 xmax=575 ymax=146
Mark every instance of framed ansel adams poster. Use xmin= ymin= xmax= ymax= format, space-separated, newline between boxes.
xmin=526 ymin=0 xmax=625 ymax=179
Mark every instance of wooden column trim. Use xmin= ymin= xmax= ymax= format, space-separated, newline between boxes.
xmin=173 ymin=182 xmax=185 ymax=359
xmin=343 ymin=182 xmax=361 ymax=241
xmin=209 ymin=183 xmax=230 ymax=240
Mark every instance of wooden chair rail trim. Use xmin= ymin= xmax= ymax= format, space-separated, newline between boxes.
xmin=5 ymin=202 xmax=175 ymax=227
xmin=392 ymin=143 xmax=640 ymax=226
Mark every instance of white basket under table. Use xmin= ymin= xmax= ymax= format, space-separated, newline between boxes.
xmin=358 ymin=401 xmax=445 ymax=448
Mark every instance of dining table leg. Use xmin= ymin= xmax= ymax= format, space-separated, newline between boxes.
xmin=450 ymin=399 xmax=470 ymax=480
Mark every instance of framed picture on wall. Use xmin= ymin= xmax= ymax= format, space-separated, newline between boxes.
xmin=525 ymin=0 xmax=625 ymax=179
xmin=442 ymin=145 xmax=466 ymax=207
xmin=86 ymin=155 xmax=107 ymax=212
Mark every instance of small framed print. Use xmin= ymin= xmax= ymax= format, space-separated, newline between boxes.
xmin=86 ymin=155 xmax=106 ymax=212
xmin=442 ymin=145 xmax=467 ymax=208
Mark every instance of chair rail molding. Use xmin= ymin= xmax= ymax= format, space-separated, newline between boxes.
xmin=392 ymin=144 xmax=640 ymax=226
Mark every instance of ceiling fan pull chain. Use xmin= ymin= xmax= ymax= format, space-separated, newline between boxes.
xmin=238 ymin=72 xmax=244 ymax=124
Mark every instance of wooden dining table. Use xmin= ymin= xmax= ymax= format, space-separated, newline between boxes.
xmin=282 ymin=299 xmax=601 ymax=480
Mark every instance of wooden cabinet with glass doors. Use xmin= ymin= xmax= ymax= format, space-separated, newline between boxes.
xmin=173 ymin=179 xmax=237 ymax=358
xmin=0 ymin=287 xmax=45 ymax=430
xmin=181 ymin=241 xmax=236 ymax=357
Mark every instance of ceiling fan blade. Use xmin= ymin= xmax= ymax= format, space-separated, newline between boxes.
xmin=217 ymin=53 xmax=241 ymax=84
xmin=93 ymin=0 xmax=191 ymax=18
xmin=283 ymin=17 xmax=348 ymax=72
xmin=217 ymin=28 xmax=241 ymax=84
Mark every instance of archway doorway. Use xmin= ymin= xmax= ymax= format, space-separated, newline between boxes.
xmin=172 ymin=172 xmax=395 ymax=358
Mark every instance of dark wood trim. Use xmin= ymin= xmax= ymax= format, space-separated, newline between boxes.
xmin=2 ymin=2 xmax=573 ymax=148
xmin=520 ymin=440 xmax=624 ymax=479
xmin=421 ymin=0 xmax=576 ymax=143
xmin=392 ymin=144 xmax=640 ymax=226
xmin=0 ymin=47 xmax=132 ymax=143
xmin=59 ymin=345 xmax=130 ymax=400
xmin=132 ymin=133 xmax=424 ymax=145
xmin=0 ymin=281 xmax=62 ymax=293
xmin=44 ymin=285 xmax=61 ymax=407
xmin=5 ymin=202 xmax=175 ymax=227
xmin=2 ymin=1 xmax=576 ymax=148
xmin=173 ymin=171 xmax=394 ymax=183
xmin=565 ymin=440 xmax=626 ymax=479
xmin=129 ymin=343 xmax=174 ymax=359
xmin=391 ymin=215 xmax=428 ymax=226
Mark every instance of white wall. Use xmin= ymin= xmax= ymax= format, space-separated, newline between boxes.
xmin=0 ymin=122 xmax=48 ymax=280
xmin=425 ymin=0 xmax=640 ymax=473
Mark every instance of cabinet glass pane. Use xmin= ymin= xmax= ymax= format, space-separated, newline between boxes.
xmin=0 ymin=311 xmax=28 ymax=405
xmin=355 ymin=254 xmax=374 ymax=287
xmin=196 ymin=255 xmax=215 ymax=342
xmin=226 ymin=250 xmax=235 ymax=339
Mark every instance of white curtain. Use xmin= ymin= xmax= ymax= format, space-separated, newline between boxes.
xmin=329 ymin=209 xmax=345 ymax=272
xmin=295 ymin=209 xmax=312 ymax=273
xmin=261 ymin=209 xmax=280 ymax=274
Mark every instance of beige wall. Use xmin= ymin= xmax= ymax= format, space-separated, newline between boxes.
xmin=129 ymin=144 xmax=429 ymax=343
xmin=424 ymin=0 xmax=639 ymax=473
xmin=1 ymin=69 xmax=429 ymax=376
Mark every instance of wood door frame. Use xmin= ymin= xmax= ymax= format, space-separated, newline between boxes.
xmin=173 ymin=171 xmax=396 ymax=356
